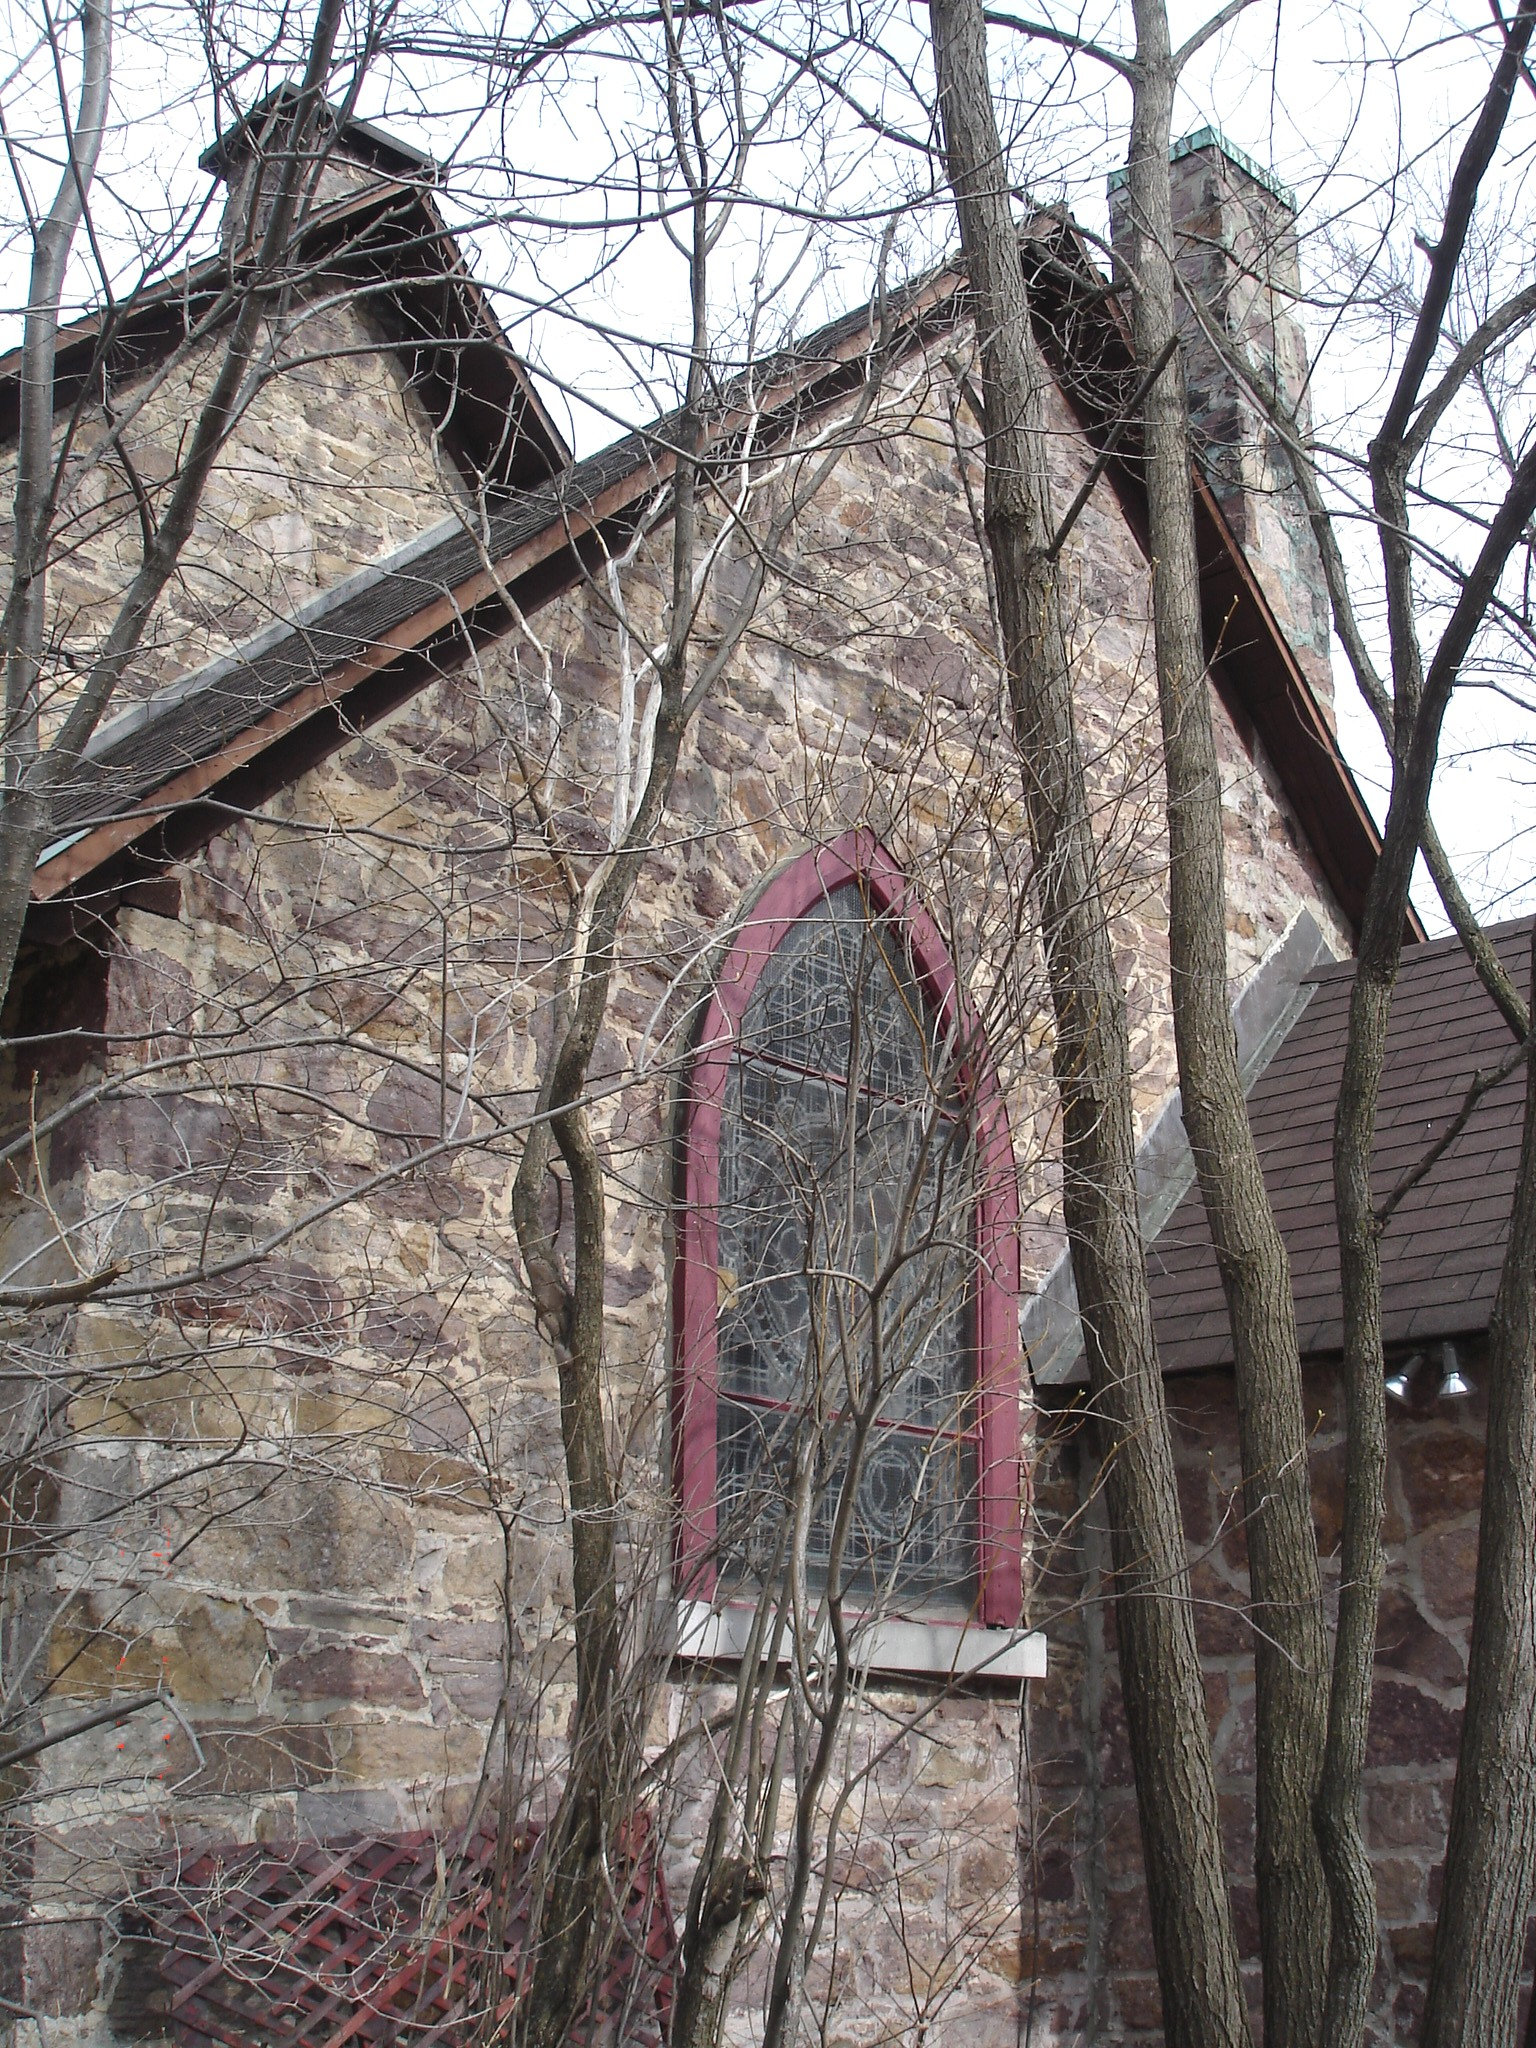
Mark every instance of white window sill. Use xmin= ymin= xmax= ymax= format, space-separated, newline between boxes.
xmin=674 ymin=1599 xmax=1046 ymax=1682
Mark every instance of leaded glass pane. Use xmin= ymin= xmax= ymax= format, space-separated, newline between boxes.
xmin=715 ymin=883 xmax=977 ymax=1613
xmin=738 ymin=889 xmax=933 ymax=1100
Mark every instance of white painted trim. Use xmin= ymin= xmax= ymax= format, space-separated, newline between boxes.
xmin=674 ymin=1600 xmax=1046 ymax=1682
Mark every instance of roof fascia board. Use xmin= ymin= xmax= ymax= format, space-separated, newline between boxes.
xmin=1023 ymin=217 xmax=1412 ymax=940
xmin=32 ymin=268 xmax=965 ymax=899
xmin=1191 ymin=470 xmax=1419 ymax=938
xmin=29 ymin=235 xmax=1390 ymax=937
xmin=0 ymin=181 xmax=569 ymax=484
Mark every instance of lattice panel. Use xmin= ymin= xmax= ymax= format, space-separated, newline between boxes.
xmin=134 ymin=1814 xmax=675 ymax=2048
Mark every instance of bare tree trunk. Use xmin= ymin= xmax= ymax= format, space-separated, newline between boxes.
xmin=1319 ymin=14 xmax=1536 ymax=2035
xmin=1122 ymin=10 xmax=1329 ymax=2043
xmin=0 ymin=0 xmax=345 ymax=1017
xmin=4 ymin=0 xmax=113 ymax=770
xmin=926 ymin=1 xmax=1248 ymax=2038
xmin=0 ymin=0 xmax=112 ymax=1004
xmin=1420 ymin=932 xmax=1536 ymax=2047
xmin=1316 ymin=864 xmax=1400 ymax=2046
xmin=509 ymin=725 xmax=687 ymax=2048
xmin=1320 ymin=457 xmax=1536 ymax=2037
xmin=1172 ymin=184 xmax=1536 ymax=2031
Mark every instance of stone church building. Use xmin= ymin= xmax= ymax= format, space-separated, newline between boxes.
xmin=1 ymin=98 xmax=1525 ymax=2047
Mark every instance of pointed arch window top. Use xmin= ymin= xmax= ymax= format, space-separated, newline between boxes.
xmin=674 ymin=832 xmax=1029 ymax=1647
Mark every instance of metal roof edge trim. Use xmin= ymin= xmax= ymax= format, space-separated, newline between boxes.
xmin=1026 ymin=909 xmax=1336 ymax=1387
xmin=79 ymin=508 xmax=473 ymax=763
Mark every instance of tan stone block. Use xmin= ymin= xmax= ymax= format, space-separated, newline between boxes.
xmin=441 ymin=1535 xmax=505 ymax=1607
xmin=333 ymin=1718 xmax=484 ymax=1786
xmin=25 ymin=1917 xmax=100 ymax=2017
xmin=71 ymin=1309 xmax=153 ymax=1371
xmin=46 ymin=1586 xmax=265 ymax=1706
xmin=73 ymin=1363 xmax=260 ymax=1443
xmin=913 ymin=1733 xmax=989 ymax=1788
xmin=378 ymin=1449 xmax=491 ymax=1515
xmin=48 ymin=1597 xmax=162 ymax=1698
xmin=291 ymin=1389 xmax=398 ymax=1439
xmin=179 ymin=1474 xmax=414 ymax=1597
xmin=156 ymin=1594 xmax=268 ymax=1704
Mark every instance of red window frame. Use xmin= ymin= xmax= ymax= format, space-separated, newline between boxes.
xmin=672 ymin=829 xmax=1025 ymax=1628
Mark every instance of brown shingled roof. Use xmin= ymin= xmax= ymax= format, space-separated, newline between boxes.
xmin=1147 ymin=918 xmax=1533 ymax=1370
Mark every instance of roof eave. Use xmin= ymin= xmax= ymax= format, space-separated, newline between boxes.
xmin=0 ymin=181 xmax=569 ymax=488
xmin=28 ymin=230 xmax=1396 ymax=942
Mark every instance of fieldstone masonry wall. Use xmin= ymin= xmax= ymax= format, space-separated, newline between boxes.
xmin=1028 ymin=1357 xmax=1526 ymax=2046
xmin=0 ymin=289 xmax=465 ymax=722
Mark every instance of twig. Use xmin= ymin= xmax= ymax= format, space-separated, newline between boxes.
xmin=0 ymin=1688 xmax=165 ymax=1772
xmin=1376 ymin=1039 xmax=1528 ymax=1227
xmin=0 ymin=1263 xmax=124 ymax=1310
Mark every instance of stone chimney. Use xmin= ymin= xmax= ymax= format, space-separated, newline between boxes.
xmin=200 ymin=87 xmax=438 ymax=256
xmin=1109 ymin=127 xmax=1335 ymax=727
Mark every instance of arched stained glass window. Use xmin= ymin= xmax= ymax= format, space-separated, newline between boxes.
xmin=674 ymin=831 xmax=1023 ymax=1628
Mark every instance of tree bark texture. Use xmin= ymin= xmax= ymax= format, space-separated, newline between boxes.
xmin=508 ymin=715 xmax=690 ymax=2048
xmin=1122 ymin=12 xmax=1329 ymax=2044
xmin=926 ymin=2 xmax=1249 ymax=2039
xmin=1320 ymin=16 xmax=1536 ymax=2033
xmin=5 ymin=0 xmax=112 ymax=774
xmin=1420 ymin=943 xmax=1536 ymax=2047
xmin=0 ymin=0 xmax=111 ymax=1014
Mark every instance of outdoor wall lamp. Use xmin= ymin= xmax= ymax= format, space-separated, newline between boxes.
xmin=1437 ymin=1340 xmax=1474 ymax=1401
xmin=1384 ymin=1342 xmax=1475 ymax=1406
xmin=1384 ymin=1354 xmax=1420 ymax=1404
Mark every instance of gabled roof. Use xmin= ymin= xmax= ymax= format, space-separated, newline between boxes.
xmin=0 ymin=167 xmax=569 ymax=494
xmin=1146 ymin=917 xmax=1532 ymax=1370
xmin=196 ymin=84 xmax=438 ymax=185
xmin=26 ymin=213 xmax=1395 ymax=941
xmin=37 ymin=421 xmax=669 ymax=866
xmin=30 ymin=272 xmax=954 ymax=901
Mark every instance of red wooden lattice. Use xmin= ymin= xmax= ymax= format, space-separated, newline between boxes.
xmin=136 ymin=1815 xmax=675 ymax=2048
